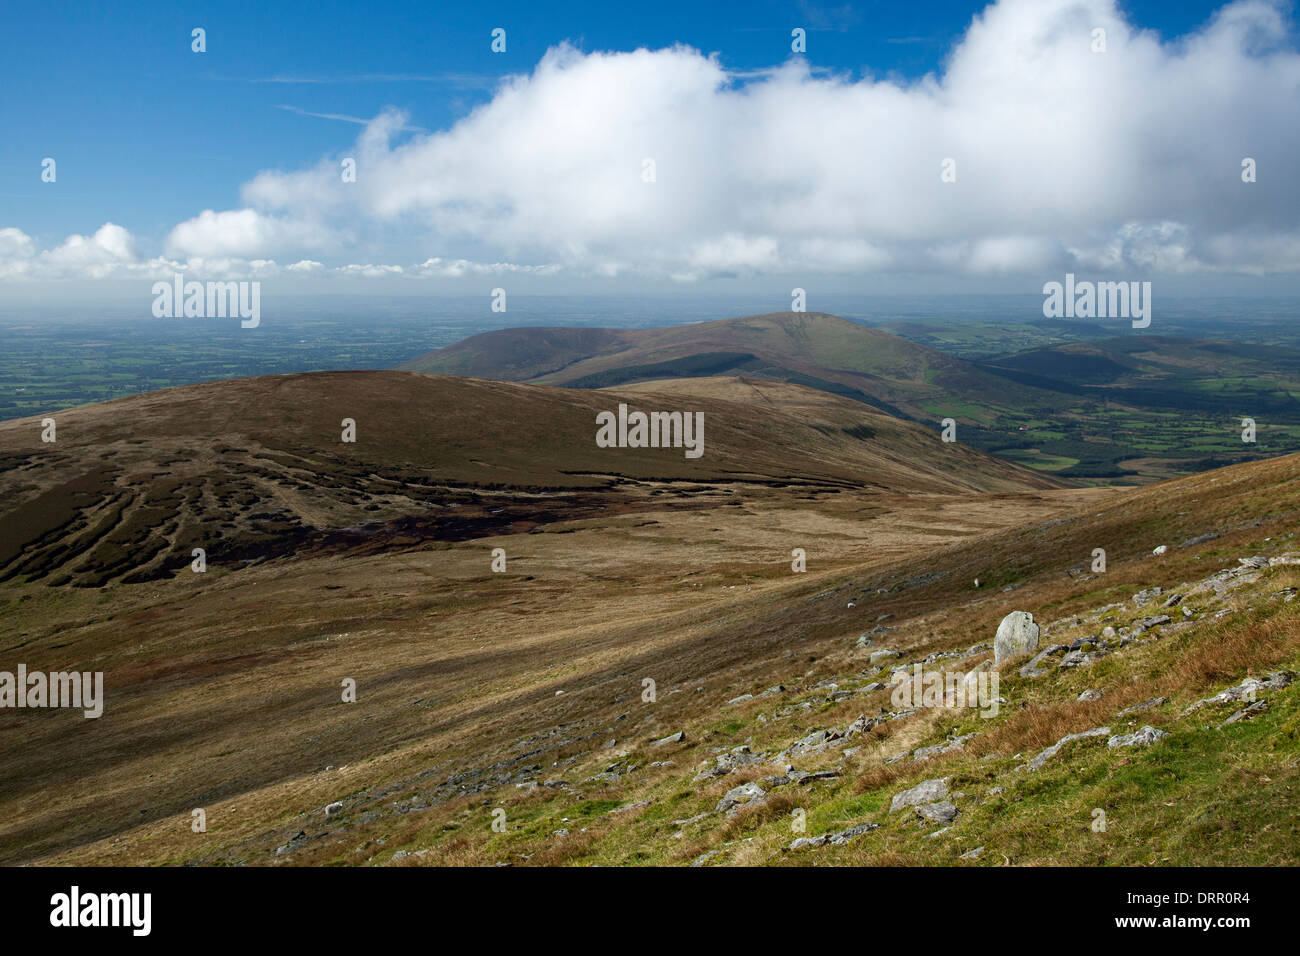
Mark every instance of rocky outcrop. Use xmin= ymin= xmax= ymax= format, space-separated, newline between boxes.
xmin=890 ymin=777 xmax=949 ymax=812
xmin=915 ymin=800 xmax=959 ymax=824
xmin=787 ymin=822 xmax=878 ymax=851
xmin=1182 ymin=672 xmax=1295 ymax=715
xmin=715 ymin=782 xmax=766 ymax=816
xmin=1107 ymin=725 xmax=1169 ymax=748
xmin=1019 ymin=727 xmax=1110 ymax=771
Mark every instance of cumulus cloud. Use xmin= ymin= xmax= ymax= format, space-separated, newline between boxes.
xmin=4 ymin=0 xmax=1299 ymax=281
xmin=165 ymin=209 xmax=334 ymax=259
xmin=0 ymin=224 xmax=180 ymax=280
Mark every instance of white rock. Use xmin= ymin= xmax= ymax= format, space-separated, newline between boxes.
xmin=994 ymin=611 xmax=1040 ymax=664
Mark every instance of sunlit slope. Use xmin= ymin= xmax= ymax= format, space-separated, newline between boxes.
xmin=7 ymin=445 xmax=1298 ymax=866
xmin=0 ymin=371 xmax=1058 ymax=587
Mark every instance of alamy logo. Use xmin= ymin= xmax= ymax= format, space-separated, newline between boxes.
xmin=0 ymin=665 xmax=103 ymax=718
xmin=152 ymin=273 xmax=260 ymax=328
xmin=595 ymin=403 xmax=704 ymax=459
xmin=50 ymin=886 xmax=150 ymax=936
xmin=890 ymin=663 xmax=999 ymax=718
xmin=1042 ymin=273 xmax=1150 ymax=328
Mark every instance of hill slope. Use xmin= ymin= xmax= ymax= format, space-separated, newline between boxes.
xmin=5 ymin=441 xmax=1296 ymax=866
xmin=0 ymin=370 xmax=1058 ymax=587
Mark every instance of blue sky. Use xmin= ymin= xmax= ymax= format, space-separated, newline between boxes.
xmin=1 ymin=0 xmax=1295 ymax=295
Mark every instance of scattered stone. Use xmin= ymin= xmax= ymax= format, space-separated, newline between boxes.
xmin=715 ymin=782 xmax=766 ymax=815
xmin=1019 ymin=727 xmax=1111 ymax=771
xmin=787 ymin=823 xmax=878 ymax=851
xmin=726 ymin=694 xmax=753 ymax=705
xmin=1132 ymin=615 xmax=1171 ymax=634
xmin=609 ymin=801 xmax=652 ymax=814
xmin=1107 ymin=725 xmax=1170 ymax=748
xmin=912 ymin=733 xmax=978 ymax=762
xmin=1219 ymin=701 xmax=1268 ymax=728
xmin=788 ymin=835 xmax=824 ymax=851
xmin=890 ymin=777 xmax=949 ymax=812
xmin=1118 ymin=697 xmax=1166 ymax=716
xmin=844 ymin=714 xmax=882 ymax=736
xmin=1078 ymin=689 xmax=1102 ymax=702
xmin=915 ymin=800 xmax=959 ymax=824
xmin=1183 ymin=672 xmax=1295 ymax=715
xmin=799 ymin=770 xmax=842 ymax=784
xmin=695 ymin=746 xmax=763 ymax=780
xmin=671 ymin=812 xmax=709 ymax=827
xmin=651 ymin=731 xmax=686 ymax=747
xmin=1058 ymin=650 xmax=1093 ymax=669
xmin=1019 ymin=643 xmax=1068 ymax=678
xmin=790 ymin=730 xmax=832 ymax=755
xmin=1132 ymin=587 xmax=1163 ymax=606
xmin=959 ymin=845 xmax=985 ymax=860
xmin=827 ymin=823 xmax=876 ymax=843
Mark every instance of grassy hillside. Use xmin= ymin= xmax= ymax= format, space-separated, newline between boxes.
xmin=0 ymin=370 xmax=1057 ymax=590
xmin=231 ymin=452 xmax=1300 ymax=867
xmin=2 ymin=401 xmax=1297 ymax=864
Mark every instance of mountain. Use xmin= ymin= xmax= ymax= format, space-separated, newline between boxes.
xmin=401 ymin=315 xmax=1300 ymax=483
xmin=0 ymin=370 xmax=1059 ymax=589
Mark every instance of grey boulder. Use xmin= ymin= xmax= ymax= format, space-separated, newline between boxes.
xmin=890 ymin=777 xmax=949 ymax=813
xmin=994 ymin=611 xmax=1040 ymax=664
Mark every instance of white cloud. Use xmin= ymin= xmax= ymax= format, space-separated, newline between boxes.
xmin=4 ymin=0 xmax=1299 ymax=282
xmin=0 ymin=224 xmax=181 ymax=280
xmin=165 ymin=209 xmax=333 ymax=259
